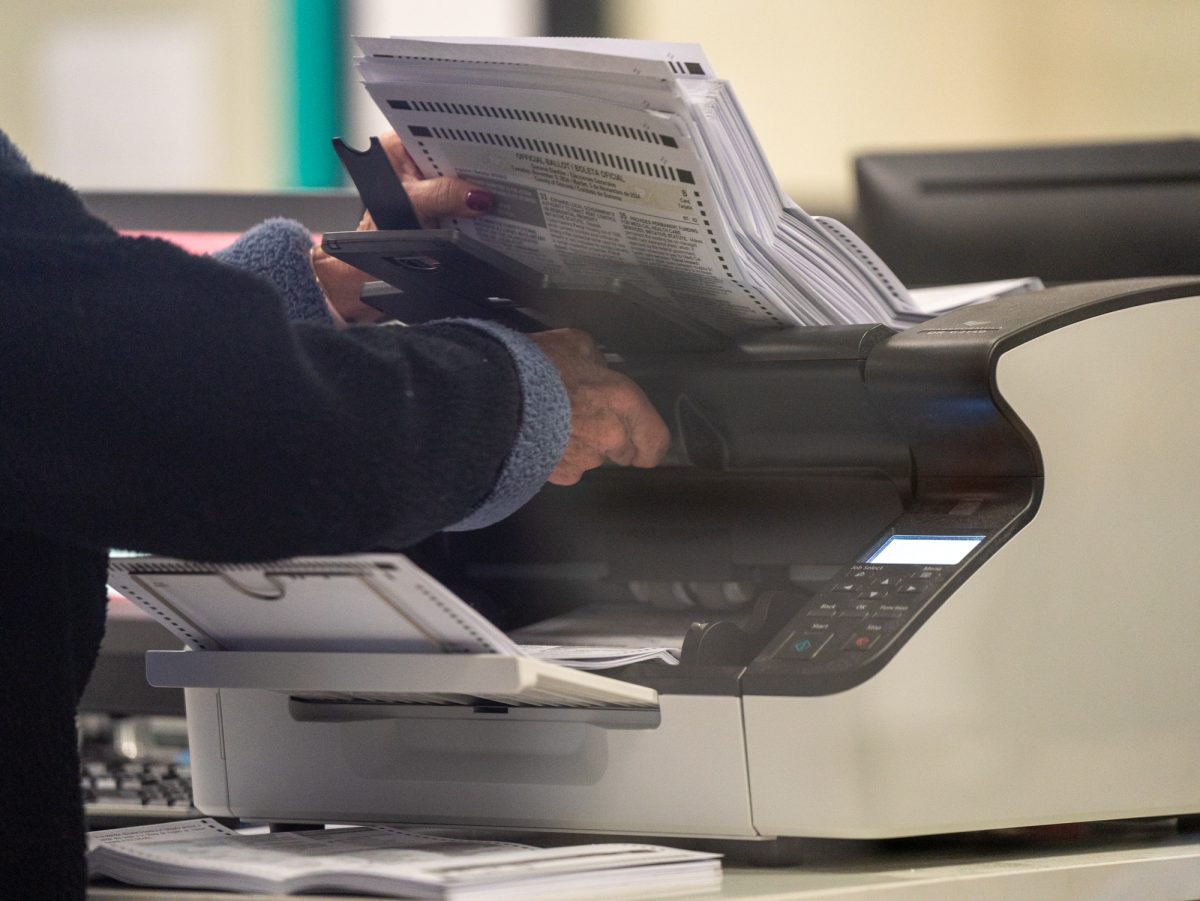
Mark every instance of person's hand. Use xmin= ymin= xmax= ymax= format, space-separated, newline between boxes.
xmin=311 ymin=131 xmax=494 ymax=325
xmin=529 ymin=329 xmax=671 ymax=485
xmin=369 ymin=131 xmax=494 ymax=230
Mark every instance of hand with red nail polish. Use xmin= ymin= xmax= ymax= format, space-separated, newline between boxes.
xmin=312 ymin=130 xmax=494 ymax=325
xmin=465 ymin=190 xmax=493 ymax=213
xmin=373 ymin=130 xmax=493 ymax=229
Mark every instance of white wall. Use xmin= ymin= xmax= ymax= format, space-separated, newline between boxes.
xmin=0 ymin=0 xmax=540 ymax=189
xmin=609 ymin=0 xmax=1200 ymax=212
xmin=3 ymin=0 xmax=1196 ymax=201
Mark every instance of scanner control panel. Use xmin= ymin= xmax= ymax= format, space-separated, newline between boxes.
xmin=766 ymin=563 xmax=948 ymax=672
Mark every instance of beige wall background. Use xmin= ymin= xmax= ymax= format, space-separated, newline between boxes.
xmin=0 ymin=0 xmax=281 ymax=189
xmin=0 ymin=0 xmax=540 ymax=189
xmin=1 ymin=0 xmax=1196 ymax=204
xmin=610 ymin=0 xmax=1200 ymax=212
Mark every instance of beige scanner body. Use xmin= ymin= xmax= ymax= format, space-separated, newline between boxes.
xmin=139 ymin=279 xmax=1200 ymax=842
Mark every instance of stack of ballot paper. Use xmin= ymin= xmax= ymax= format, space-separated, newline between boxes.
xmin=355 ymin=36 xmax=928 ymax=332
xmin=88 ymin=818 xmax=722 ymax=899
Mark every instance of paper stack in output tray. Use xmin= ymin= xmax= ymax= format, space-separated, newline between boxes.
xmin=106 ymin=554 xmax=674 ymax=710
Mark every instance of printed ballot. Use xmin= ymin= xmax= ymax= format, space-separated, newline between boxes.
xmin=354 ymin=37 xmax=924 ymax=332
xmin=88 ymin=819 xmax=722 ymax=899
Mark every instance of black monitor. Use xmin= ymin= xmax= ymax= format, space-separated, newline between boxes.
xmin=76 ymin=190 xmax=363 ymax=718
xmin=854 ymin=139 xmax=1200 ymax=286
xmin=80 ymin=601 xmax=187 ymax=717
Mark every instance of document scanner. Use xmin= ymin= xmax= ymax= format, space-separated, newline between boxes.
xmin=141 ymin=270 xmax=1200 ymax=843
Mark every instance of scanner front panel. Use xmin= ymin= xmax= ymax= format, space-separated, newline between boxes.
xmin=743 ymin=288 xmax=1200 ymax=838
xmin=740 ymin=486 xmax=1033 ymax=696
xmin=742 ymin=279 xmax=1200 ymax=696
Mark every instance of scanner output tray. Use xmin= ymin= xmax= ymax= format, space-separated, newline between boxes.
xmin=146 ymin=650 xmax=660 ymax=711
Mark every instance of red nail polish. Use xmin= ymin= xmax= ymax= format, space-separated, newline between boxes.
xmin=465 ymin=190 xmax=493 ymax=213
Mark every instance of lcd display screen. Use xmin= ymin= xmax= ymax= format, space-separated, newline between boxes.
xmin=867 ymin=534 xmax=985 ymax=565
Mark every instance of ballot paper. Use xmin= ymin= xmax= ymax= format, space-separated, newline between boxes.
xmin=354 ymin=36 xmax=924 ymax=331
xmin=907 ymin=277 xmax=1045 ymax=315
xmin=520 ymin=644 xmax=679 ymax=670
xmin=88 ymin=818 xmax=722 ymax=900
xmin=106 ymin=554 xmax=680 ymax=671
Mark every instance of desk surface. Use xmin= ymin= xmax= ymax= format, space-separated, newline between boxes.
xmin=88 ymin=820 xmax=1200 ymax=900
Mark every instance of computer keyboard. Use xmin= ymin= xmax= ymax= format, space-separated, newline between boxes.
xmin=79 ymin=713 xmax=198 ymax=828
xmin=82 ymin=758 xmax=197 ymax=826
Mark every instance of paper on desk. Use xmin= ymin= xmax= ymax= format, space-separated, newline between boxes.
xmin=88 ymin=818 xmax=722 ymax=899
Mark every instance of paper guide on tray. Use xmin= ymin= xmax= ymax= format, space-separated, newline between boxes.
xmin=106 ymin=554 xmax=680 ymax=670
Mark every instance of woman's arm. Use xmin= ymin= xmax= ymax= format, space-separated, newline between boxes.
xmin=0 ymin=163 xmax=546 ymax=559
xmin=0 ymin=130 xmax=667 ymax=561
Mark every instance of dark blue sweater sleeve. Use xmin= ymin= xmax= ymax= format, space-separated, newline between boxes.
xmin=208 ymin=219 xmax=570 ymax=532
xmin=0 ymin=141 xmax=567 ymax=560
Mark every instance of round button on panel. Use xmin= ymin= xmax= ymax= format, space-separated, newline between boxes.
xmin=843 ymin=632 xmax=880 ymax=652
xmin=775 ymin=630 xmax=835 ymax=660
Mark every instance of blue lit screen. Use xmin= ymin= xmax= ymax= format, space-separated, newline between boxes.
xmin=867 ymin=535 xmax=984 ymax=565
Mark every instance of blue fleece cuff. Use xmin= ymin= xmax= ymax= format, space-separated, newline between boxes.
xmin=442 ymin=320 xmax=570 ymax=531
xmin=211 ymin=218 xmax=333 ymax=325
